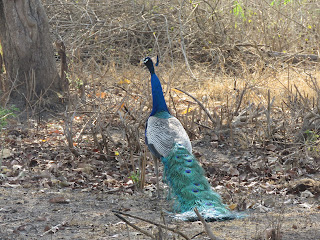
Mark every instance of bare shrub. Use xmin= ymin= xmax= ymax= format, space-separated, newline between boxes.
xmin=40 ymin=0 xmax=319 ymax=186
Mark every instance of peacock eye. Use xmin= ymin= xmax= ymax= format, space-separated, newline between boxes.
xmin=187 ymin=159 xmax=192 ymax=162
xmin=206 ymin=202 xmax=213 ymax=206
xmin=185 ymin=169 xmax=191 ymax=173
xmin=192 ymin=189 xmax=199 ymax=193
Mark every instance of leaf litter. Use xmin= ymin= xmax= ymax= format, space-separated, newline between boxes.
xmin=0 ymin=113 xmax=319 ymax=239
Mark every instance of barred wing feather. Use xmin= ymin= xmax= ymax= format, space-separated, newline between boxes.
xmin=146 ymin=116 xmax=192 ymax=158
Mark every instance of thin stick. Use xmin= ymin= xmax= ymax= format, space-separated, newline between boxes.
xmin=64 ymin=105 xmax=80 ymax=157
xmin=114 ymin=214 xmax=155 ymax=239
xmin=194 ymin=208 xmax=223 ymax=240
xmin=90 ymin=124 xmax=107 ymax=161
xmin=40 ymin=221 xmax=67 ymax=237
xmin=112 ymin=210 xmax=191 ymax=240
xmin=234 ymin=84 xmax=247 ymax=116
xmin=174 ymin=88 xmax=217 ymax=125
xmin=267 ymin=90 xmax=271 ymax=139
xmin=152 ymin=155 xmax=160 ymax=198
xmin=140 ymin=145 xmax=146 ymax=189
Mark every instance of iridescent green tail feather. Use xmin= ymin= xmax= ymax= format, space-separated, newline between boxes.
xmin=161 ymin=143 xmax=240 ymax=221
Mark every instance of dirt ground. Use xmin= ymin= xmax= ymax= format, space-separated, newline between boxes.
xmin=1 ymin=1 xmax=320 ymax=238
xmin=0 ymin=184 xmax=319 ymax=240
xmin=0 ymin=133 xmax=319 ymax=240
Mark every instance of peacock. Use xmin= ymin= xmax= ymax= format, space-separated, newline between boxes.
xmin=143 ymin=56 xmax=239 ymax=221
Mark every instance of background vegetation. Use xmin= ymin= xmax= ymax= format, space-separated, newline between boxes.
xmin=0 ymin=1 xmax=319 ymax=239
xmin=40 ymin=0 xmax=320 ymax=167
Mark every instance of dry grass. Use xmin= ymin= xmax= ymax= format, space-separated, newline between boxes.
xmin=61 ymin=57 xmax=320 ymax=170
xmin=43 ymin=0 xmax=319 ymax=69
xmin=42 ymin=0 xmax=319 ymax=218
xmin=0 ymin=2 xmax=319 ymax=239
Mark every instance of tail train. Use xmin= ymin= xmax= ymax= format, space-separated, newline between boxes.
xmin=161 ymin=143 xmax=238 ymax=221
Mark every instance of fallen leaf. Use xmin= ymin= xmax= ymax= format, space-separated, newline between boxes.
xmin=118 ymin=79 xmax=131 ymax=84
xmin=210 ymin=141 xmax=218 ymax=148
xmin=211 ymin=133 xmax=219 ymax=141
xmin=299 ymin=202 xmax=312 ymax=209
xmin=228 ymin=203 xmax=237 ymax=210
xmin=171 ymin=88 xmax=183 ymax=94
xmin=49 ymin=197 xmax=70 ymax=204
xmin=300 ymin=190 xmax=314 ymax=198
xmin=181 ymin=107 xmax=194 ymax=115
xmin=266 ymin=144 xmax=277 ymax=151
xmin=96 ymin=92 xmax=107 ymax=98
xmin=1 ymin=148 xmax=12 ymax=158
xmin=267 ymin=156 xmax=278 ymax=164
xmin=44 ymin=225 xmax=51 ymax=232
xmin=229 ymin=167 xmax=239 ymax=176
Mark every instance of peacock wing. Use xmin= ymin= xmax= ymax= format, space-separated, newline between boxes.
xmin=146 ymin=116 xmax=192 ymax=158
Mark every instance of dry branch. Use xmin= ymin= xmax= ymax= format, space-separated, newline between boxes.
xmin=114 ymin=213 xmax=155 ymax=239
xmin=267 ymin=51 xmax=319 ymax=63
xmin=40 ymin=221 xmax=67 ymax=237
xmin=194 ymin=208 xmax=223 ymax=240
xmin=112 ymin=210 xmax=191 ymax=240
xmin=174 ymin=87 xmax=217 ymax=125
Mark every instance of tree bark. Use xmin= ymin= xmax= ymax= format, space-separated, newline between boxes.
xmin=0 ymin=0 xmax=62 ymax=109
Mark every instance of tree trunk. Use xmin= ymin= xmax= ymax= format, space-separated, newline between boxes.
xmin=0 ymin=0 xmax=62 ymax=110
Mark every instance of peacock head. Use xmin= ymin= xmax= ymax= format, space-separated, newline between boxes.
xmin=143 ymin=56 xmax=159 ymax=74
xmin=143 ymin=57 xmax=153 ymax=70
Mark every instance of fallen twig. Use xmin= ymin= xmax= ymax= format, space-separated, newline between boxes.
xmin=40 ymin=221 xmax=67 ymax=237
xmin=114 ymin=213 xmax=155 ymax=239
xmin=112 ymin=210 xmax=191 ymax=240
xmin=194 ymin=208 xmax=223 ymax=240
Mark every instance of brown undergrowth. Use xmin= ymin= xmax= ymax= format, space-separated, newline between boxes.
xmin=0 ymin=0 xmax=319 ymax=239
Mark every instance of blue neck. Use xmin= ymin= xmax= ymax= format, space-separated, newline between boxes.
xmin=153 ymin=111 xmax=171 ymax=119
xmin=150 ymin=73 xmax=170 ymax=116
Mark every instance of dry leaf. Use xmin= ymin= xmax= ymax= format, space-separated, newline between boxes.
xmin=44 ymin=225 xmax=51 ymax=232
xmin=266 ymin=144 xmax=277 ymax=151
xmin=96 ymin=91 xmax=107 ymax=98
xmin=171 ymin=88 xmax=183 ymax=94
xmin=1 ymin=148 xmax=12 ymax=158
xmin=229 ymin=167 xmax=239 ymax=176
xmin=211 ymin=133 xmax=219 ymax=141
xmin=228 ymin=203 xmax=237 ymax=210
xmin=299 ymin=202 xmax=312 ymax=209
xmin=118 ymin=79 xmax=131 ymax=84
xmin=49 ymin=197 xmax=70 ymax=204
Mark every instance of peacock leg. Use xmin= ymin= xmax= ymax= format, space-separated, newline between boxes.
xmin=152 ymin=155 xmax=160 ymax=198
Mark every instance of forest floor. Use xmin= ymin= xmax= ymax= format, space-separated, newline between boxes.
xmin=0 ymin=117 xmax=319 ymax=240
xmin=1 ymin=1 xmax=320 ymax=238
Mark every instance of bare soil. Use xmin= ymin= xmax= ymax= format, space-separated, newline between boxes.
xmin=0 ymin=174 xmax=319 ymax=240
xmin=0 ymin=126 xmax=319 ymax=240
